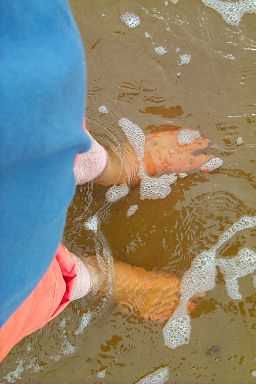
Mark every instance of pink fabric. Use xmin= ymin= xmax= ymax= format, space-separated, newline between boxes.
xmin=0 ymin=244 xmax=90 ymax=362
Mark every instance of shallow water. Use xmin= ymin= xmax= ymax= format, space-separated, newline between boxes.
xmin=1 ymin=1 xmax=256 ymax=383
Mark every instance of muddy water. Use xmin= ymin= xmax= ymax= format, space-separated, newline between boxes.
xmin=1 ymin=1 xmax=256 ymax=383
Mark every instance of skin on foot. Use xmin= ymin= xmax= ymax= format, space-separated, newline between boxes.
xmin=95 ymin=128 xmax=221 ymax=186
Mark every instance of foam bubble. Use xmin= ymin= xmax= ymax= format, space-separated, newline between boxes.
xmin=200 ymin=157 xmax=223 ymax=172
xmin=135 ymin=366 xmax=169 ymax=384
xmin=118 ymin=118 xmax=145 ymax=161
xmin=26 ymin=358 xmax=41 ymax=373
xmin=179 ymin=54 xmax=191 ymax=65
xmin=252 ymin=370 xmax=256 ymax=379
xmin=140 ymin=173 xmax=177 ymax=200
xmin=163 ymin=216 xmax=256 ymax=349
xmin=177 ymin=129 xmax=201 ymax=145
xmin=127 ymin=204 xmax=139 ymax=217
xmin=61 ymin=339 xmax=76 ymax=356
xmin=74 ymin=311 xmax=92 ymax=335
xmin=217 ymin=248 xmax=256 ymax=300
xmin=200 ymin=0 xmax=256 ymax=26
xmin=154 ymin=46 xmax=168 ymax=55
xmin=178 ymin=172 xmax=188 ymax=178
xmin=145 ymin=31 xmax=152 ymax=38
xmin=98 ymin=105 xmax=109 ymax=114
xmin=121 ymin=12 xmax=141 ymax=28
xmin=84 ymin=215 xmax=99 ymax=232
xmin=106 ymin=184 xmax=130 ymax=202
xmin=98 ymin=369 xmax=107 ymax=379
xmin=163 ymin=313 xmax=191 ymax=349
xmin=4 ymin=359 xmax=24 ymax=383
xmin=236 ymin=136 xmax=243 ymax=145
xmin=216 ymin=216 xmax=256 ymax=248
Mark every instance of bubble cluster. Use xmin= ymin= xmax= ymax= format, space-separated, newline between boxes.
xmin=98 ymin=369 xmax=107 ymax=379
xmin=106 ymin=184 xmax=130 ymax=202
xmin=201 ymin=0 xmax=256 ymax=26
xmin=236 ymin=136 xmax=243 ymax=145
xmin=178 ymin=172 xmax=188 ymax=178
xmin=118 ymin=118 xmax=145 ymax=161
xmin=163 ymin=313 xmax=191 ymax=349
xmin=217 ymin=248 xmax=256 ymax=300
xmin=140 ymin=173 xmax=177 ymax=200
xmin=3 ymin=359 xmax=24 ymax=383
xmin=144 ymin=32 xmax=152 ymax=38
xmin=200 ymin=157 xmax=223 ymax=172
xmin=216 ymin=216 xmax=256 ymax=249
xmin=120 ymin=12 xmax=141 ymax=28
xmin=127 ymin=204 xmax=139 ymax=217
xmin=135 ymin=366 xmax=169 ymax=384
xmin=84 ymin=215 xmax=99 ymax=232
xmin=61 ymin=339 xmax=76 ymax=356
xmin=177 ymin=129 xmax=201 ymax=145
xmin=74 ymin=311 xmax=92 ymax=336
xmin=98 ymin=105 xmax=109 ymax=114
xmin=154 ymin=46 xmax=168 ymax=55
xmin=179 ymin=54 xmax=191 ymax=65
xmin=180 ymin=249 xmax=217 ymax=301
xmin=163 ymin=216 xmax=256 ymax=349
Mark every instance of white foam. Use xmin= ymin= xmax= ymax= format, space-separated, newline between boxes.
xmin=3 ymin=359 xmax=24 ymax=383
xmin=236 ymin=136 xmax=243 ymax=145
xmin=26 ymin=358 xmax=41 ymax=373
xmin=61 ymin=339 xmax=76 ymax=356
xmin=144 ymin=31 xmax=152 ymax=38
xmin=98 ymin=105 xmax=109 ymax=114
xmin=164 ymin=1 xmax=169 ymax=6
xmin=127 ymin=204 xmax=139 ymax=217
xmin=106 ymin=184 xmax=130 ymax=202
xmin=74 ymin=311 xmax=92 ymax=335
xmin=163 ymin=312 xmax=191 ymax=349
xmin=216 ymin=216 xmax=256 ymax=249
xmin=98 ymin=369 xmax=107 ymax=379
xmin=84 ymin=215 xmax=99 ymax=232
xmin=179 ymin=54 xmax=191 ymax=65
xmin=118 ymin=118 xmax=145 ymax=161
xmin=154 ymin=46 xmax=168 ymax=55
xmin=200 ymin=157 xmax=223 ymax=172
xmin=252 ymin=370 xmax=256 ymax=379
xmin=253 ymin=275 xmax=256 ymax=288
xmin=163 ymin=216 xmax=256 ymax=349
xmin=121 ymin=12 xmax=141 ymax=28
xmin=135 ymin=366 xmax=169 ymax=384
xmin=200 ymin=0 xmax=256 ymax=26
xmin=177 ymin=129 xmax=201 ymax=145
xmin=217 ymin=248 xmax=256 ymax=300
xmin=178 ymin=172 xmax=188 ymax=178
xmin=119 ymin=117 xmax=178 ymax=201
xmin=140 ymin=173 xmax=177 ymax=200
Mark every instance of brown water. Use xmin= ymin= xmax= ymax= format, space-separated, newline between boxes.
xmin=1 ymin=1 xmax=256 ymax=383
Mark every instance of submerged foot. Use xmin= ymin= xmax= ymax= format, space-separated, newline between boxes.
xmin=113 ymin=261 xmax=199 ymax=324
xmin=144 ymin=128 xmax=222 ymax=176
xmin=96 ymin=128 xmax=222 ymax=186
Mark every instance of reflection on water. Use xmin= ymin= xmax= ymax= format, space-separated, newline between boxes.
xmin=1 ymin=0 xmax=256 ymax=383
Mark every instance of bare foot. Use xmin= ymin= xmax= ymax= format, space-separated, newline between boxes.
xmin=95 ymin=128 xmax=221 ymax=186
xmin=144 ymin=129 xmax=218 ymax=175
xmin=113 ymin=260 xmax=198 ymax=324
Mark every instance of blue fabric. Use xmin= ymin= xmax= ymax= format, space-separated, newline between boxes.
xmin=0 ymin=1 xmax=91 ymax=326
